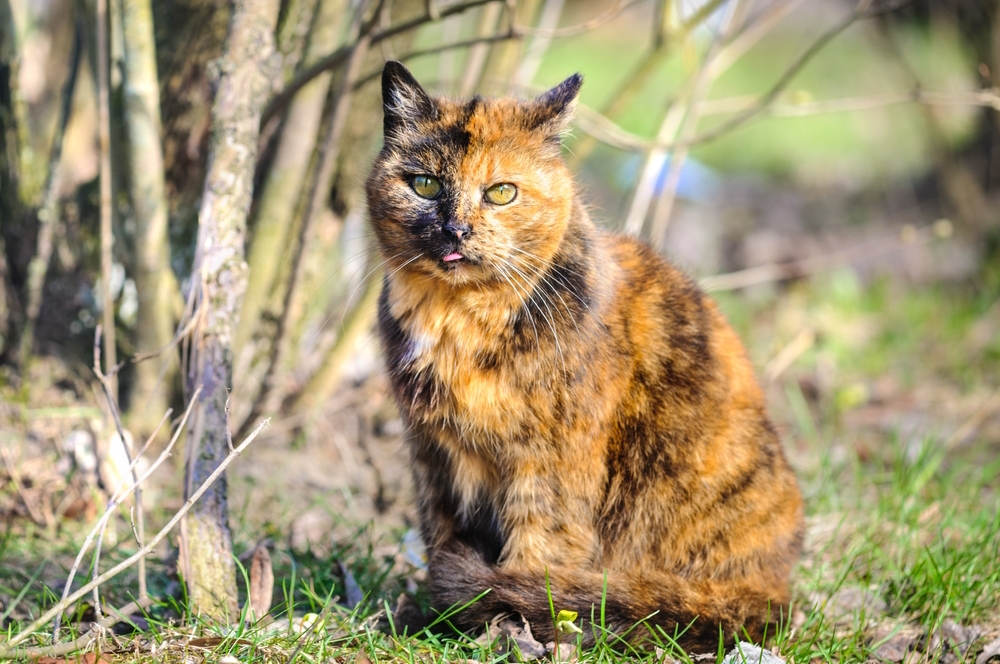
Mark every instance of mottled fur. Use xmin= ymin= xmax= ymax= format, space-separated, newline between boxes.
xmin=366 ymin=61 xmax=804 ymax=652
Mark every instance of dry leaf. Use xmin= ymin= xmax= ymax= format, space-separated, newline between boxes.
xmin=873 ymin=631 xmax=919 ymax=663
xmin=721 ymin=643 xmax=786 ymax=664
xmin=249 ymin=543 xmax=274 ymax=620
xmin=975 ymin=634 xmax=1000 ymax=664
xmin=475 ymin=613 xmax=546 ymax=660
xmin=339 ymin=561 xmax=364 ymax=609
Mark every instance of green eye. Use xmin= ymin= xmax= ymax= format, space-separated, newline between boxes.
xmin=412 ymin=175 xmax=442 ymax=199
xmin=484 ymin=183 xmax=517 ymax=205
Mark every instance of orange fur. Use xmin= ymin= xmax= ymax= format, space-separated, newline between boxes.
xmin=366 ymin=61 xmax=804 ymax=652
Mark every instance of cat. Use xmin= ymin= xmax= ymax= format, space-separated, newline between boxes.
xmin=366 ymin=60 xmax=804 ymax=653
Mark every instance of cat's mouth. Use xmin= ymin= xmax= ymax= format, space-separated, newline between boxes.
xmin=442 ymin=252 xmax=464 ymax=262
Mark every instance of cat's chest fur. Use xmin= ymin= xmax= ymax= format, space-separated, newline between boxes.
xmin=381 ymin=278 xmax=549 ymax=442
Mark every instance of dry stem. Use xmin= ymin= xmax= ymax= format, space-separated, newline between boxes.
xmin=51 ymin=380 xmax=200 ymax=639
xmin=17 ymin=15 xmax=82 ymax=369
xmin=0 ymin=410 xmax=267 ymax=657
xmin=96 ymin=0 xmax=117 ymax=399
xmin=3 ymin=598 xmax=154 ymax=660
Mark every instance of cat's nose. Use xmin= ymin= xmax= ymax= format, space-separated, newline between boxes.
xmin=443 ymin=221 xmax=471 ymax=240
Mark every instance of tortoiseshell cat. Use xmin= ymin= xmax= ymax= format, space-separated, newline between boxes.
xmin=367 ymin=61 xmax=804 ymax=652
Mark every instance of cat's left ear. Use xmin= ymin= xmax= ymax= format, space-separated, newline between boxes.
xmin=533 ymin=73 xmax=583 ymax=136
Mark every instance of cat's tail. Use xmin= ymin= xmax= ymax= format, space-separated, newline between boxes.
xmin=425 ymin=541 xmax=787 ymax=654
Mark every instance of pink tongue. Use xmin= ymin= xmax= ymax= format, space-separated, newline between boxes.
xmin=442 ymin=252 xmax=464 ymax=262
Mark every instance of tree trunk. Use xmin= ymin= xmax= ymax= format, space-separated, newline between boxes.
xmin=121 ymin=0 xmax=180 ymax=439
xmin=180 ymin=0 xmax=279 ymax=623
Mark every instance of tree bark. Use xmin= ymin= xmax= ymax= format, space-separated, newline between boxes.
xmin=121 ymin=0 xmax=180 ymax=439
xmin=180 ymin=0 xmax=279 ymax=623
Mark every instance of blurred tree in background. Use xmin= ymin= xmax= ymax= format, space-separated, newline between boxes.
xmin=1 ymin=0 xmax=998 ymax=622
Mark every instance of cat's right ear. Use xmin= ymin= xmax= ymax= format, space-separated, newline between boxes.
xmin=382 ymin=61 xmax=436 ymax=142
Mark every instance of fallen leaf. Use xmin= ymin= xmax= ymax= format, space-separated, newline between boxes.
xmin=814 ymin=587 xmax=888 ymax=625
xmin=721 ymin=643 xmax=787 ymax=664
xmin=871 ymin=627 xmax=920 ymax=663
xmin=339 ymin=561 xmax=364 ymax=609
xmin=976 ymin=634 xmax=1000 ymax=664
xmin=475 ymin=613 xmax=547 ymax=660
xmin=249 ymin=543 xmax=274 ymax=621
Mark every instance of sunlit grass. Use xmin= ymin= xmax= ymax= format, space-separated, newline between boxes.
xmin=2 ymin=277 xmax=999 ymax=662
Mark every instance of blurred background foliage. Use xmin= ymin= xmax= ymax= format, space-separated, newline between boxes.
xmin=1 ymin=0 xmax=1000 ymax=634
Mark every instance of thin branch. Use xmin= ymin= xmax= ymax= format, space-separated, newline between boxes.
xmin=262 ymin=0 xmax=499 ymax=125
xmin=943 ymin=384 xmax=1000 ymax=452
xmin=514 ymin=0 xmax=566 ymax=87
xmin=572 ymin=0 xmax=920 ymax=154
xmin=648 ymin=0 xmax=746 ymax=243
xmin=354 ymin=31 xmax=520 ymax=89
xmin=92 ymin=325 xmax=147 ymax=601
xmin=52 ymin=379 xmax=196 ymax=639
xmin=4 ymin=598 xmax=154 ymax=660
xmin=624 ymin=0 xmax=745 ymax=235
xmin=96 ymin=0 xmax=117 ymax=400
xmin=0 ymin=409 xmax=267 ymax=656
xmin=515 ymin=0 xmax=635 ymax=37
xmin=459 ymin=1 xmax=505 ymax=97
xmin=17 ymin=14 xmax=82 ymax=369
xmin=252 ymin=29 xmax=372 ymax=425
xmin=0 ymin=445 xmax=48 ymax=527
xmin=700 ymin=223 xmax=942 ymax=292
xmin=567 ymin=0 xmax=728 ymax=167
xmin=696 ymin=87 xmax=1000 ymax=117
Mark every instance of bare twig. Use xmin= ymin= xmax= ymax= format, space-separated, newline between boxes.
xmin=573 ymin=0 xmax=919 ymax=154
xmin=764 ymin=328 xmax=816 ymax=383
xmin=91 ymin=325 xmax=146 ymax=601
xmin=647 ymin=0 xmax=747 ymax=244
xmin=0 ymin=409 xmax=267 ymax=656
xmin=0 ymin=444 xmax=48 ymax=527
xmin=292 ymin=270 xmax=381 ymax=415
xmin=696 ymin=87 xmax=1000 ymax=118
xmin=625 ymin=0 xmax=742 ymax=238
xmin=262 ymin=0 xmax=499 ymax=125
xmin=566 ymin=0 xmax=728 ymax=167
xmin=252 ymin=26 xmax=373 ymax=426
xmin=516 ymin=0 xmax=633 ymax=38
xmin=514 ymin=0 xmax=566 ymax=87
xmin=3 ymin=598 xmax=154 ymax=660
xmin=701 ymin=223 xmax=942 ymax=292
xmin=96 ymin=0 xmax=117 ymax=399
xmin=18 ymin=14 xmax=82 ymax=369
xmin=354 ymin=30 xmax=520 ymax=88
xmin=52 ymin=381 xmax=195 ymax=639
xmin=460 ymin=2 xmax=505 ymax=96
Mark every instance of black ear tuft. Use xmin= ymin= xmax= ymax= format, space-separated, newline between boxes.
xmin=533 ymin=73 xmax=583 ymax=135
xmin=381 ymin=60 xmax=436 ymax=142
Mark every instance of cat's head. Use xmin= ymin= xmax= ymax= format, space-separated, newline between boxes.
xmin=366 ymin=60 xmax=582 ymax=287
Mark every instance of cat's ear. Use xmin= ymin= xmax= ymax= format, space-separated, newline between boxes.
xmin=381 ymin=60 xmax=436 ymax=142
xmin=533 ymin=73 xmax=583 ymax=136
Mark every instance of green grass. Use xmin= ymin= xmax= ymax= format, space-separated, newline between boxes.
xmin=2 ymin=276 xmax=999 ymax=662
